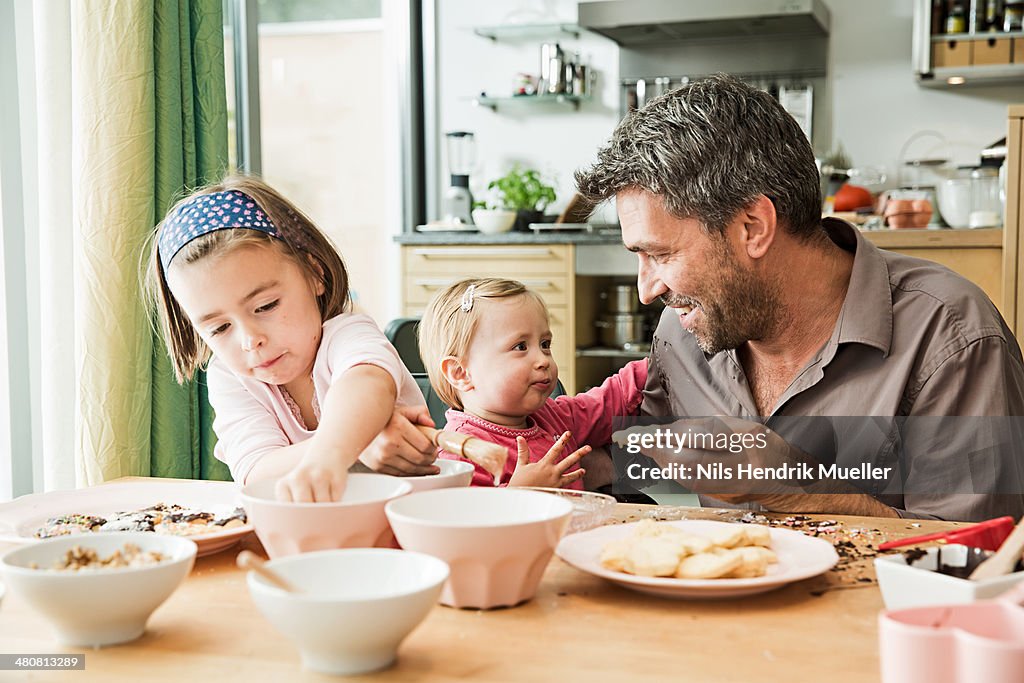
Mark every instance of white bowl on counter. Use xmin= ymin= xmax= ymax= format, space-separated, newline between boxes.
xmin=247 ymin=548 xmax=448 ymax=675
xmin=874 ymin=544 xmax=1024 ymax=610
xmin=240 ymin=473 xmax=412 ymax=558
xmin=400 ymin=459 xmax=475 ymax=493
xmin=385 ymin=487 xmax=572 ymax=609
xmin=0 ymin=532 xmax=196 ymax=646
xmin=471 ymin=209 xmax=516 ymax=234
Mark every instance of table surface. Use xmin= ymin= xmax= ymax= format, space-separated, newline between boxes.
xmin=0 ymin=479 xmax=967 ymax=683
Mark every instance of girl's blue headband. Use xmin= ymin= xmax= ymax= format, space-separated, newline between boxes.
xmin=158 ymin=189 xmax=282 ymax=271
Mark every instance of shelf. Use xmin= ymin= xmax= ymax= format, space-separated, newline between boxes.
xmin=919 ymin=64 xmax=1024 ymax=86
xmin=576 ymin=346 xmax=650 ymax=360
xmin=473 ymin=93 xmax=591 ymax=111
xmin=930 ymin=31 xmax=1024 ymax=41
xmin=472 ymin=22 xmax=583 ymax=41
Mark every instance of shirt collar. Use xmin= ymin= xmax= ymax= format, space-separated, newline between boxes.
xmin=823 ymin=217 xmax=893 ymax=356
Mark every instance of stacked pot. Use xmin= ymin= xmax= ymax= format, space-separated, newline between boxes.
xmin=595 ymin=284 xmax=648 ymax=349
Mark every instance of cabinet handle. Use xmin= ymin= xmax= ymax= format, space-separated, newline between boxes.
xmin=412 ymin=247 xmax=556 ymax=259
xmin=413 ymin=277 xmax=557 ymax=290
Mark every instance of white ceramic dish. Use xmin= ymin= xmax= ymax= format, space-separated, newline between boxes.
xmin=556 ymin=519 xmax=839 ymax=599
xmin=400 ymin=459 xmax=474 ymax=493
xmin=0 ymin=532 xmax=196 ymax=646
xmin=874 ymin=544 xmax=1024 ymax=610
xmin=241 ymin=474 xmax=412 ymax=558
xmin=0 ymin=481 xmax=252 ymax=557
xmin=247 ymin=548 xmax=448 ymax=675
xmin=385 ymin=488 xmax=573 ymax=608
xmin=471 ymin=209 xmax=516 ymax=234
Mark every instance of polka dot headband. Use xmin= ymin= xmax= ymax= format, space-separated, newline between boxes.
xmin=158 ymin=189 xmax=282 ymax=271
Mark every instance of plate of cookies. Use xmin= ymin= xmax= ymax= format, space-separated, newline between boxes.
xmin=555 ymin=519 xmax=838 ymax=599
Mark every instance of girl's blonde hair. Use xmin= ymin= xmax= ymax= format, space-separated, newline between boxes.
xmin=418 ymin=278 xmax=547 ymax=410
xmin=144 ymin=174 xmax=350 ymax=383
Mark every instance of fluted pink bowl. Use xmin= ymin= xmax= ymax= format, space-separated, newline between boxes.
xmin=241 ymin=474 xmax=412 ymax=558
xmin=385 ymin=488 xmax=573 ymax=609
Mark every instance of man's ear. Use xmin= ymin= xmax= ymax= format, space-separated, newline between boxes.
xmin=440 ymin=356 xmax=472 ymax=392
xmin=740 ymin=194 xmax=777 ymax=260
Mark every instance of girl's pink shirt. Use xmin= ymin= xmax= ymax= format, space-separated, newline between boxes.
xmin=438 ymin=359 xmax=648 ymax=488
xmin=207 ymin=313 xmax=425 ymax=483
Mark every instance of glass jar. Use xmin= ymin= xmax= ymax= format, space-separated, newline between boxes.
xmin=1004 ymin=2 xmax=1024 ymax=31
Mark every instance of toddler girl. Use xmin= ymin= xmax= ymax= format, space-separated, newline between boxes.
xmin=146 ymin=176 xmax=435 ymax=502
xmin=418 ymin=278 xmax=647 ymax=489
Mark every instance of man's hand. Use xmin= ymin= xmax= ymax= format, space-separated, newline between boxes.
xmin=358 ymin=405 xmax=440 ymax=476
xmin=508 ymin=432 xmax=589 ymax=489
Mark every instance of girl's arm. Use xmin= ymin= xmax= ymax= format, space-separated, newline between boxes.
xmin=276 ymin=363 xmax=397 ymax=502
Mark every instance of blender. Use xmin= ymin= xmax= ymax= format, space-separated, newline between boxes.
xmin=442 ymin=131 xmax=475 ymax=225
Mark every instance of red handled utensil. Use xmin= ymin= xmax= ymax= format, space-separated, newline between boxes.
xmin=878 ymin=516 xmax=1015 ymax=552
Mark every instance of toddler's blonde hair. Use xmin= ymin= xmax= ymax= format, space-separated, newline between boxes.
xmin=144 ymin=174 xmax=350 ymax=383
xmin=418 ymin=278 xmax=547 ymax=410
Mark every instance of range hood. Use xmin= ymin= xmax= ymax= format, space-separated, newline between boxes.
xmin=578 ymin=0 xmax=830 ymax=45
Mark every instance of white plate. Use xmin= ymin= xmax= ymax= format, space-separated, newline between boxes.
xmin=555 ymin=519 xmax=839 ymax=599
xmin=0 ymin=481 xmax=253 ymax=557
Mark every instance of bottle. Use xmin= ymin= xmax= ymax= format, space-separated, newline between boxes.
xmin=984 ymin=0 xmax=1003 ymax=30
xmin=932 ymin=0 xmax=948 ymax=34
xmin=947 ymin=1 xmax=968 ymax=32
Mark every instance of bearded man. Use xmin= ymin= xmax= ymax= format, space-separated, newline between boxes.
xmin=575 ymin=74 xmax=1024 ymax=521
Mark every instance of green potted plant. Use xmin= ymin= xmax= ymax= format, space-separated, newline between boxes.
xmin=486 ymin=166 xmax=557 ymax=231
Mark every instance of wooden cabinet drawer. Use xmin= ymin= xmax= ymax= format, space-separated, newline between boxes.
xmin=404 ymin=245 xmax=571 ymax=275
xmin=973 ymin=37 xmax=1012 ymax=66
xmin=404 ymin=274 xmax=570 ymax=307
xmin=1015 ymin=38 xmax=1024 ymax=63
xmin=933 ymin=40 xmax=971 ymax=67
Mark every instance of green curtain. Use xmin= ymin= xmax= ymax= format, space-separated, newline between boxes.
xmin=150 ymin=0 xmax=230 ymax=480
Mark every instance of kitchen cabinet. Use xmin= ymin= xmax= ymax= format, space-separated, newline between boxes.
xmin=913 ymin=0 xmax=1024 ymax=86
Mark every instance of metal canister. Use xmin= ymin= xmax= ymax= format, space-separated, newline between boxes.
xmin=540 ymin=43 xmax=566 ymax=94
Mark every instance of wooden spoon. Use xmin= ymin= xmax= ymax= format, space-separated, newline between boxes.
xmin=416 ymin=424 xmax=506 ymax=485
xmin=236 ymin=550 xmax=300 ymax=593
xmin=969 ymin=516 xmax=1024 ymax=581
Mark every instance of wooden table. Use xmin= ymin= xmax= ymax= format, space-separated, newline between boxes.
xmin=0 ymin=486 xmax=965 ymax=682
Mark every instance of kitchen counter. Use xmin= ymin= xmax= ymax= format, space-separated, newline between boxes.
xmin=0 ymin=480 xmax=965 ymax=682
xmin=395 ymin=228 xmax=623 ymax=245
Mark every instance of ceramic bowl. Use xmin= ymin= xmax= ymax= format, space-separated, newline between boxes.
xmin=518 ymin=487 xmax=615 ymax=533
xmin=400 ymin=459 xmax=475 ymax=494
xmin=0 ymin=532 xmax=196 ymax=646
xmin=471 ymin=209 xmax=516 ymax=234
xmin=247 ymin=548 xmax=448 ymax=675
xmin=874 ymin=544 xmax=1024 ymax=610
xmin=240 ymin=473 xmax=412 ymax=558
xmin=385 ymin=488 xmax=573 ymax=609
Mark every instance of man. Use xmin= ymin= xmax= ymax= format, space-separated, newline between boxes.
xmin=575 ymin=74 xmax=1024 ymax=521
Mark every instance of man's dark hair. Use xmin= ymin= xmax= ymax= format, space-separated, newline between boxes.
xmin=575 ymin=74 xmax=823 ymax=238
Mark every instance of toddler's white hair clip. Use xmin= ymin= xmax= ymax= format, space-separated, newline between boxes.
xmin=460 ymin=284 xmax=476 ymax=312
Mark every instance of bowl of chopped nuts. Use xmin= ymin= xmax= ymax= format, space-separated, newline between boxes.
xmin=0 ymin=531 xmax=196 ymax=646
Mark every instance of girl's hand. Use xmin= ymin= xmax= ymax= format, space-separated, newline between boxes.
xmin=276 ymin=455 xmax=348 ymax=503
xmin=507 ymin=432 xmax=589 ymax=489
xmin=359 ymin=405 xmax=440 ymax=476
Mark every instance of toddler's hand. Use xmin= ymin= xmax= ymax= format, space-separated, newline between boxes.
xmin=276 ymin=457 xmax=348 ymax=503
xmin=507 ymin=432 xmax=589 ymax=489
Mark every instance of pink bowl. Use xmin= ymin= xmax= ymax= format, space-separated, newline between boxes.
xmin=241 ymin=474 xmax=412 ymax=558
xmin=385 ymin=488 xmax=572 ymax=609
xmin=879 ymin=588 xmax=1024 ymax=683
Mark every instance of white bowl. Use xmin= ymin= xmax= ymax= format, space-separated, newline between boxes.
xmin=241 ymin=473 xmax=412 ymax=558
xmin=247 ymin=548 xmax=448 ymax=675
xmin=937 ymin=178 xmax=971 ymax=228
xmin=400 ymin=459 xmax=474 ymax=493
xmin=385 ymin=488 xmax=572 ymax=608
xmin=0 ymin=532 xmax=196 ymax=646
xmin=874 ymin=544 xmax=1024 ymax=610
xmin=471 ymin=209 xmax=516 ymax=234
